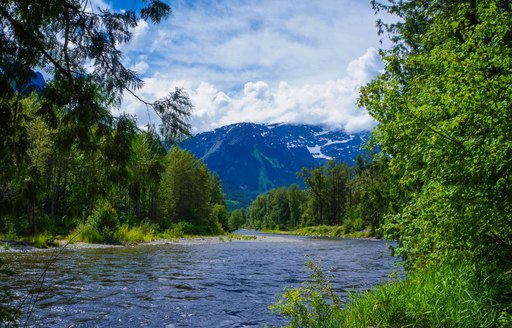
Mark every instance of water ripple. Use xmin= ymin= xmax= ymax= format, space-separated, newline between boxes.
xmin=1 ymin=235 xmax=400 ymax=327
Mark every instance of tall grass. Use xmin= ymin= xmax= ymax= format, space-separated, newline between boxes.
xmin=271 ymin=261 xmax=511 ymax=328
xmin=73 ymin=222 xmax=104 ymax=243
xmin=294 ymin=225 xmax=371 ymax=238
xmin=114 ymin=222 xmax=156 ymax=245
xmin=339 ymin=262 xmax=506 ymax=327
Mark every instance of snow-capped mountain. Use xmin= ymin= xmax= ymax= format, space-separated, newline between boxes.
xmin=181 ymin=122 xmax=370 ymax=208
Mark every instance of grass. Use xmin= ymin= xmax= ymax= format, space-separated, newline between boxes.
xmin=1 ymin=233 xmax=56 ymax=248
xmin=338 ymin=262 xmax=508 ymax=327
xmin=72 ymin=221 xmax=158 ymax=245
xmin=73 ymin=222 xmax=104 ymax=243
xmin=114 ymin=223 xmax=156 ymax=245
xmin=4 ymin=224 xmax=256 ymax=249
xmin=271 ymin=261 xmax=511 ymax=327
xmin=226 ymin=233 xmax=257 ymax=241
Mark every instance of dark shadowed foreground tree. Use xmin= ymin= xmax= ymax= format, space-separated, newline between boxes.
xmin=0 ymin=0 xmax=191 ymax=181
xmin=362 ymin=0 xmax=512 ymax=270
xmin=0 ymin=1 xmax=193 ymax=234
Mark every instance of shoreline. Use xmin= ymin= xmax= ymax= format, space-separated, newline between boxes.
xmin=0 ymin=228 xmax=383 ymax=253
xmin=0 ymin=233 xmax=302 ymax=253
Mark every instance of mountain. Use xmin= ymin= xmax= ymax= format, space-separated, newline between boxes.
xmin=181 ymin=122 xmax=370 ymax=209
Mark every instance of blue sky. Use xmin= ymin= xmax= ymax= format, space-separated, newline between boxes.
xmin=98 ymin=0 xmax=387 ymax=133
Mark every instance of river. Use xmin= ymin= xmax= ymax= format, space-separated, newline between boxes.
xmin=1 ymin=231 xmax=399 ymax=327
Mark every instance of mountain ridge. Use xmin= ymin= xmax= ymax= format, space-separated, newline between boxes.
xmin=181 ymin=122 xmax=370 ymax=209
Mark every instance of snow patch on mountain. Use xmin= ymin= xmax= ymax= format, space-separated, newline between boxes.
xmin=307 ymin=145 xmax=333 ymax=160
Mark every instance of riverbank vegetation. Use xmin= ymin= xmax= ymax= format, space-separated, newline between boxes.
xmin=0 ymin=0 xmax=249 ymax=253
xmin=244 ymin=155 xmax=394 ymax=238
xmin=271 ymin=261 xmax=511 ymax=327
xmin=271 ymin=0 xmax=512 ymax=326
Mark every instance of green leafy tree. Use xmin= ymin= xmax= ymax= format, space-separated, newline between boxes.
xmin=210 ymin=204 xmax=229 ymax=234
xmin=228 ymin=209 xmax=245 ymax=231
xmin=126 ymin=129 xmax=166 ymax=221
xmin=245 ymin=194 xmax=268 ymax=229
xmin=346 ymin=155 xmax=394 ymax=236
xmin=298 ymin=167 xmax=326 ymax=226
xmin=159 ymin=147 xmax=226 ymax=234
xmin=324 ymin=161 xmax=351 ymax=226
xmin=287 ymin=184 xmax=305 ymax=228
xmin=0 ymin=0 xmax=192 ymax=235
xmin=362 ymin=0 xmax=512 ymax=269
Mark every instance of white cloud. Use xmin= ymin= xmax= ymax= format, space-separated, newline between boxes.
xmin=115 ymin=0 xmax=390 ymax=133
xmin=119 ymin=0 xmax=384 ymax=90
xmin=132 ymin=59 xmax=149 ymax=74
xmin=122 ymin=48 xmax=382 ymax=133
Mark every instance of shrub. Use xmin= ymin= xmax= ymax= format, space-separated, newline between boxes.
xmin=164 ymin=221 xmax=195 ymax=238
xmin=26 ymin=233 xmax=54 ymax=248
xmin=114 ymin=222 xmax=156 ymax=245
xmin=74 ymin=222 xmax=104 ymax=243
xmin=270 ymin=261 xmax=342 ymax=328
xmin=89 ymin=199 xmax=119 ymax=234
xmin=76 ymin=199 xmax=119 ymax=242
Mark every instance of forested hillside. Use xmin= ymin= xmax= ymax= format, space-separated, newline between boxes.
xmin=181 ymin=122 xmax=369 ymax=209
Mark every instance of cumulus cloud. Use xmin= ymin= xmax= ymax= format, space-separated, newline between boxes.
xmin=122 ymin=48 xmax=382 ymax=133
xmin=131 ymin=59 xmax=149 ymax=74
xmin=115 ymin=0 xmax=388 ymax=133
xmin=118 ymin=0 xmax=383 ymax=90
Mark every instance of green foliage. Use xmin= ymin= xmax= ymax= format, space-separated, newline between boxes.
xmin=340 ymin=263 xmax=507 ymax=328
xmin=246 ymin=158 xmax=391 ymax=236
xmin=114 ymin=222 xmax=157 ymax=245
xmin=210 ymin=204 xmax=229 ymax=234
xmin=23 ymin=233 xmax=55 ymax=249
xmin=88 ymin=199 xmax=120 ymax=238
xmin=295 ymin=226 xmax=343 ymax=238
xmin=271 ymin=261 xmax=510 ymax=328
xmin=74 ymin=222 xmax=104 ymax=243
xmin=163 ymin=221 xmax=196 ymax=238
xmin=269 ymin=261 xmax=341 ymax=328
xmin=0 ymin=0 xmax=197 ymax=240
xmin=74 ymin=199 xmax=119 ymax=242
xmin=159 ymin=147 xmax=227 ymax=234
xmin=362 ymin=0 xmax=512 ymax=270
xmin=228 ymin=209 xmax=245 ymax=231
xmin=226 ymin=233 xmax=257 ymax=241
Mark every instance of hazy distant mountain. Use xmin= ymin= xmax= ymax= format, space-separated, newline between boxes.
xmin=181 ymin=122 xmax=370 ymax=208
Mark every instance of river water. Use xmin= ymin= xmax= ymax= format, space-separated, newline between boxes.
xmin=2 ymin=231 xmax=399 ymax=327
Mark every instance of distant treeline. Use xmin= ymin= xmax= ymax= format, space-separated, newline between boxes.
xmin=244 ymin=154 xmax=396 ymax=236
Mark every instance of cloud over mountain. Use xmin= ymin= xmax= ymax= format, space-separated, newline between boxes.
xmin=123 ymin=48 xmax=382 ymax=133
xmin=116 ymin=0 xmax=385 ymax=133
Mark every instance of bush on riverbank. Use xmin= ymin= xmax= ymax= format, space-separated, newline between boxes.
xmin=114 ymin=222 xmax=157 ymax=244
xmin=271 ymin=261 xmax=511 ymax=328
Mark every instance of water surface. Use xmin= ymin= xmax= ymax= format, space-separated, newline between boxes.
xmin=2 ymin=232 xmax=399 ymax=327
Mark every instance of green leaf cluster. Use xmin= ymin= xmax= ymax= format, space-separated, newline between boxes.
xmin=362 ymin=0 xmax=512 ymax=271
